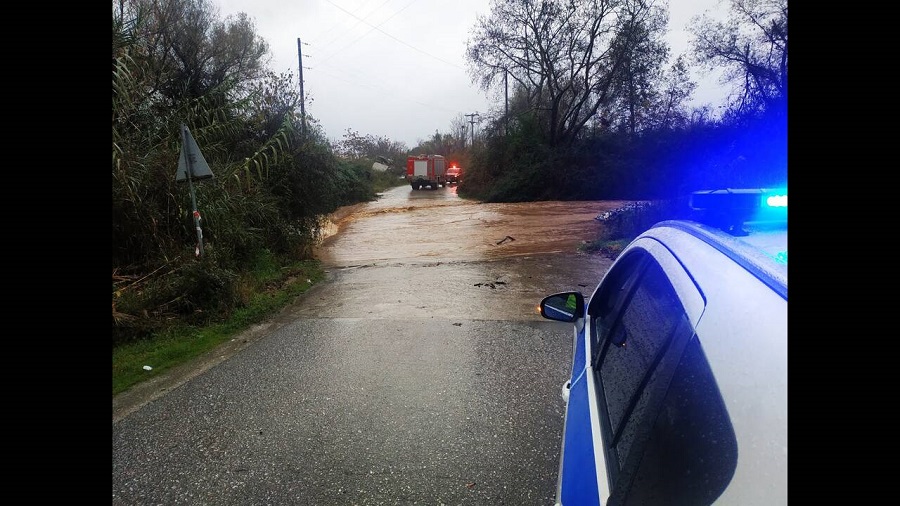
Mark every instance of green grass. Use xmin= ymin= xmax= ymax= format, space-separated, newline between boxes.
xmin=578 ymin=238 xmax=631 ymax=258
xmin=112 ymin=259 xmax=325 ymax=396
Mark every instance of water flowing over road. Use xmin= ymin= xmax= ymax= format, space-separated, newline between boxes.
xmin=113 ymin=185 xmax=633 ymax=505
xmin=308 ymin=185 xmax=633 ymax=320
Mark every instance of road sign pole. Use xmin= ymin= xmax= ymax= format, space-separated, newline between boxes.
xmin=182 ymin=124 xmax=204 ymax=257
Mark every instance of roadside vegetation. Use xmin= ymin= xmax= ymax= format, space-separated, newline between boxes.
xmin=113 ymin=254 xmax=324 ymax=395
xmin=579 ymin=199 xmax=689 ymax=257
xmin=113 ymin=0 xmax=786 ymax=395
xmin=458 ymin=0 xmax=787 ymax=239
xmin=112 ymin=0 xmax=409 ymax=394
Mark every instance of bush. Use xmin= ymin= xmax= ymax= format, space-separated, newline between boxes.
xmin=583 ymin=199 xmax=686 ymax=258
xmin=594 ymin=201 xmax=668 ymax=240
xmin=370 ymin=167 xmax=407 ymax=193
xmin=113 ymin=255 xmax=241 ymax=345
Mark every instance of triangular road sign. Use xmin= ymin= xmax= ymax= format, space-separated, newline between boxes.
xmin=176 ymin=125 xmax=214 ymax=182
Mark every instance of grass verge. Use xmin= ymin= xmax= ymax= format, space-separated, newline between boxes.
xmin=578 ymin=238 xmax=632 ymax=258
xmin=112 ymin=259 xmax=325 ymax=396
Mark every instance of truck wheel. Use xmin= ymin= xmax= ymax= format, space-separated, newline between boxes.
xmin=412 ymin=183 xmax=420 ymax=190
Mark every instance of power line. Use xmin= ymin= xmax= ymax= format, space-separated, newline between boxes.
xmin=320 ymin=0 xmax=463 ymax=70
xmin=309 ymin=66 xmax=461 ymax=115
xmin=309 ymin=0 xmax=395 ymax=52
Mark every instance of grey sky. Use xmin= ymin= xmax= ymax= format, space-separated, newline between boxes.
xmin=212 ymin=0 xmax=728 ymax=149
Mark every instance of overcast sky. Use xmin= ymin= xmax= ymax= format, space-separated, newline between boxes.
xmin=211 ymin=0 xmax=729 ymax=148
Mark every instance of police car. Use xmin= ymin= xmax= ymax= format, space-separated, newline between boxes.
xmin=540 ymin=188 xmax=787 ymax=505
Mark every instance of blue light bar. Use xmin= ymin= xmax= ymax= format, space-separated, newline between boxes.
xmin=690 ymin=188 xmax=787 ymax=235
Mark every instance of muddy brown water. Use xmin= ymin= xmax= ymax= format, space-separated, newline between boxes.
xmin=316 ymin=184 xmax=633 ymax=266
xmin=305 ymin=184 xmax=636 ymax=321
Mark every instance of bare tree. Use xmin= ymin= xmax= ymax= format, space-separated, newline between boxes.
xmin=688 ymin=0 xmax=787 ymax=116
xmin=605 ymin=1 xmax=671 ymax=135
xmin=650 ymin=56 xmax=697 ymax=130
xmin=449 ymin=114 xmax=470 ymax=148
xmin=466 ymin=0 xmax=669 ymax=146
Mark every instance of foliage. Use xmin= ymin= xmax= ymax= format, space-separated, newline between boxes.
xmin=113 ymin=259 xmax=325 ymax=394
xmin=112 ymin=0 xmax=391 ymax=349
xmin=335 ymin=129 xmax=409 ymax=174
xmin=332 ymin=159 xmax=379 ymax=206
xmin=580 ymin=199 xmax=685 ymax=258
xmin=460 ymin=0 xmax=787 ymax=206
xmin=410 ymin=123 xmax=468 ymax=163
xmin=466 ymin=0 xmax=671 ymax=147
xmin=118 ymin=0 xmax=270 ymax=102
xmin=605 ymin=1 xmax=673 ymax=136
xmin=371 ymin=169 xmax=408 ymax=194
xmin=688 ymin=0 xmax=788 ymax=117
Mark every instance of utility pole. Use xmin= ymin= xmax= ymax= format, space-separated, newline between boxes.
xmin=504 ymin=70 xmax=509 ymax=136
xmin=297 ymin=38 xmax=306 ymax=137
xmin=466 ymin=112 xmax=479 ymax=147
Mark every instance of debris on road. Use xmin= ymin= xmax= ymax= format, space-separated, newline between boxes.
xmin=496 ymin=235 xmax=515 ymax=245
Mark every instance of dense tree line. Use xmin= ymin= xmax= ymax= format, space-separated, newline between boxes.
xmin=459 ymin=0 xmax=787 ymax=202
xmin=112 ymin=0 xmax=389 ymax=343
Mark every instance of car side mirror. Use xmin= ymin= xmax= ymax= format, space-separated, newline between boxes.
xmin=539 ymin=292 xmax=584 ymax=322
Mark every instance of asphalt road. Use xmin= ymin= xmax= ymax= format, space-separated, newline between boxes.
xmin=113 ymin=185 xmax=625 ymax=505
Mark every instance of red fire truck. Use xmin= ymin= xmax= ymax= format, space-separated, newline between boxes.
xmin=406 ymin=154 xmax=448 ymax=190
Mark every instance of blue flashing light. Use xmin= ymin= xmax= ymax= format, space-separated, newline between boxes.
xmin=762 ymin=188 xmax=787 ymax=208
xmin=690 ymin=187 xmax=787 ymax=236
xmin=766 ymin=195 xmax=787 ymax=207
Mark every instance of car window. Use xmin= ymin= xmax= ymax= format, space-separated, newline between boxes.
xmin=588 ymin=251 xmax=645 ymax=353
xmin=594 ymin=258 xmax=685 ymax=458
xmin=590 ymin=252 xmax=738 ymax=505
xmin=616 ymin=337 xmax=738 ymax=506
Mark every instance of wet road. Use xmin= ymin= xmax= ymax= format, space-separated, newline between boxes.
xmin=113 ymin=185 xmax=632 ymax=505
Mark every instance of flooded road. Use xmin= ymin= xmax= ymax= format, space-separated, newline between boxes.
xmin=306 ymin=185 xmax=632 ymax=320
xmin=317 ymin=184 xmax=631 ymax=265
xmin=114 ymin=185 xmax=633 ymax=505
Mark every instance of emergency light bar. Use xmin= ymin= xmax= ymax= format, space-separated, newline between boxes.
xmin=689 ymin=188 xmax=787 ymax=235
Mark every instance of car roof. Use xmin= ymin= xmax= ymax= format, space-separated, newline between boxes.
xmin=648 ymin=219 xmax=787 ymax=299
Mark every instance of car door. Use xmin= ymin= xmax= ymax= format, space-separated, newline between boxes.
xmin=557 ymin=239 xmax=708 ymax=505
xmin=556 ymin=249 xmax=644 ymax=505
